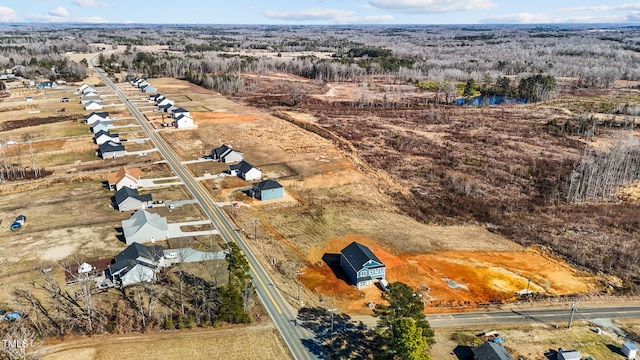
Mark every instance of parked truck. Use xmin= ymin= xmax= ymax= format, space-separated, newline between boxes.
xmin=10 ymin=215 xmax=26 ymax=230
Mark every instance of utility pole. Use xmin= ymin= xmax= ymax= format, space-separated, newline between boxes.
xmin=296 ymin=270 xmax=304 ymax=304
xmin=253 ymin=218 xmax=258 ymax=240
xmin=568 ymin=301 xmax=576 ymax=329
xmin=329 ymin=308 xmax=337 ymax=334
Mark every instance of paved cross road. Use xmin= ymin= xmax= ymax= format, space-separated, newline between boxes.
xmin=91 ymin=61 xmax=318 ymax=360
xmin=424 ymin=305 xmax=640 ymax=327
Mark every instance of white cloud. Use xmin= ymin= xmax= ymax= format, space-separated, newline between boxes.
xmin=353 ymin=15 xmax=395 ymax=23
xmin=558 ymin=2 xmax=640 ymax=13
xmin=262 ymin=8 xmax=355 ymax=21
xmin=49 ymin=6 xmax=69 ymax=17
xmin=72 ymin=0 xmax=108 ymax=7
xmin=479 ymin=12 xmax=629 ymax=24
xmin=0 ymin=6 xmax=19 ymax=22
xmin=25 ymin=14 xmax=108 ymax=23
xmin=368 ymin=0 xmax=496 ymax=13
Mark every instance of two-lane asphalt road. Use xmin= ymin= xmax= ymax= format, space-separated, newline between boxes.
xmin=425 ymin=305 xmax=640 ymax=327
xmin=92 ymin=62 xmax=318 ymax=360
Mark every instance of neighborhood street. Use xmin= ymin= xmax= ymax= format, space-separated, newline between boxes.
xmin=93 ymin=60 xmax=319 ymax=360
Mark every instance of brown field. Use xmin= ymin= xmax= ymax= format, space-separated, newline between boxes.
xmin=42 ymin=322 xmax=292 ymax=360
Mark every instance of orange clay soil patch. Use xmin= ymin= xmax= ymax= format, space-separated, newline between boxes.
xmin=301 ymin=235 xmax=599 ymax=314
xmin=193 ymin=112 xmax=260 ymax=125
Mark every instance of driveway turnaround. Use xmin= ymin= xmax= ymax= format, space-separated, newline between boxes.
xmin=167 ymin=220 xmax=218 ymax=238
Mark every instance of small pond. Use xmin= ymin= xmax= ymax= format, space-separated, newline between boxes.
xmin=455 ymin=95 xmax=526 ymax=106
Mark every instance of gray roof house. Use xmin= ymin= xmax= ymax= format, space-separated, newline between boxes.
xmin=98 ymin=140 xmax=126 ymax=159
xmin=81 ymin=94 xmax=102 ymax=105
xmin=108 ymin=243 xmax=165 ymax=287
xmin=94 ymin=130 xmax=120 ymax=145
xmin=91 ymin=120 xmax=114 ymax=133
xmin=472 ymin=342 xmax=514 ymax=360
xmin=228 ymin=160 xmax=262 ymax=181
xmin=141 ymin=84 xmax=157 ymax=93
xmin=340 ymin=242 xmax=386 ymax=289
xmin=122 ymin=209 xmax=168 ymax=245
xmin=557 ymin=350 xmax=581 ymax=360
xmin=114 ymin=187 xmax=152 ymax=212
xmin=83 ymin=112 xmax=109 ymax=125
xmin=212 ymin=144 xmax=243 ymax=163
xmin=84 ymin=100 xmax=103 ymax=111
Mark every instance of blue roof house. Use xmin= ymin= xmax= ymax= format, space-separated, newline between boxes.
xmin=340 ymin=242 xmax=386 ymax=289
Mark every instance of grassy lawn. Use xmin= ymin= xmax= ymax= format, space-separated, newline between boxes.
xmin=40 ymin=149 xmax=98 ymax=166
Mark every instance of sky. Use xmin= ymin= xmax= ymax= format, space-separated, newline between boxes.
xmin=1 ymin=0 xmax=640 ymax=25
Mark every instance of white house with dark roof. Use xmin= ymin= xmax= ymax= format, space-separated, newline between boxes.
xmin=94 ymin=130 xmax=120 ymax=145
xmin=156 ymin=98 xmax=174 ymax=107
xmin=122 ymin=209 xmax=168 ymax=245
xmin=107 ymin=243 xmax=165 ymax=287
xmin=114 ymin=187 xmax=152 ymax=212
xmin=228 ymin=160 xmax=261 ymax=181
xmin=98 ymin=141 xmax=126 ymax=159
xmin=340 ymin=242 xmax=386 ymax=289
xmin=212 ymin=144 xmax=243 ymax=163
xmin=174 ymin=114 xmax=194 ymax=128
xmin=171 ymin=108 xmax=190 ymax=120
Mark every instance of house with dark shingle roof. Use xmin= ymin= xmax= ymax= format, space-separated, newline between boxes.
xmin=94 ymin=130 xmax=120 ymax=145
xmin=107 ymin=243 xmax=165 ymax=287
xmin=340 ymin=242 xmax=386 ymax=289
xmin=228 ymin=160 xmax=261 ymax=181
xmin=252 ymin=179 xmax=284 ymax=201
xmin=114 ymin=187 xmax=152 ymax=212
xmin=98 ymin=141 xmax=125 ymax=159
xmin=212 ymin=144 xmax=243 ymax=163
xmin=472 ymin=342 xmax=514 ymax=360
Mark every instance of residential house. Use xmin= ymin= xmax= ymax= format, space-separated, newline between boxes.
xmin=37 ymin=81 xmax=57 ymax=89
xmin=252 ymin=180 xmax=284 ymax=201
xmin=94 ymin=130 xmax=120 ymax=145
xmin=84 ymin=100 xmax=103 ymax=111
xmin=141 ymin=84 xmax=157 ymax=93
xmin=122 ymin=209 xmax=168 ymax=245
xmin=78 ymin=83 xmax=91 ymax=92
xmin=212 ymin=144 xmax=243 ymax=163
xmin=340 ymin=242 xmax=386 ymax=289
xmin=149 ymin=93 xmax=163 ymax=103
xmin=156 ymin=98 xmax=174 ymax=107
xmin=171 ymin=108 xmax=190 ymax=120
xmin=98 ymin=141 xmax=126 ymax=159
xmin=81 ymin=86 xmax=97 ymax=95
xmin=81 ymin=95 xmax=102 ymax=105
xmin=107 ymin=243 xmax=165 ymax=287
xmin=114 ymin=187 xmax=152 ymax=212
xmin=472 ymin=342 xmax=514 ymax=360
xmin=174 ymin=114 xmax=194 ymax=128
xmin=91 ymin=120 xmax=114 ymax=133
xmin=556 ymin=350 xmax=582 ymax=360
xmin=228 ymin=160 xmax=261 ymax=181
xmin=137 ymin=80 xmax=150 ymax=89
xmin=83 ymin=111 xmax=109 ymax=125
xmin=107 ymin=166 xmax=141 ymax=191
xmin=159 ymin=104 xmax=177 ymax=113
